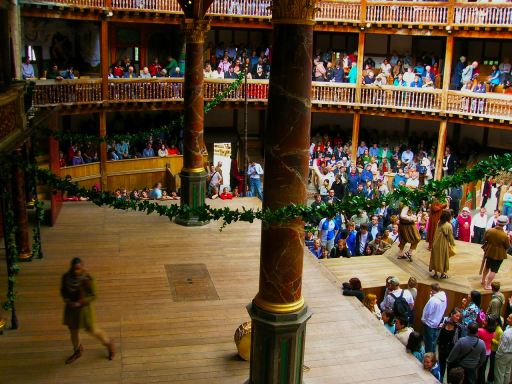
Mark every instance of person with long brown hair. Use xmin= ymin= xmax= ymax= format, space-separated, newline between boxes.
xmin=426 ymin=198 xmax=448 ymax=250
xmin=429 ymin=210 xmax=455 ymax=279
xmin=61 ymin=258 xmax=115 ymax=364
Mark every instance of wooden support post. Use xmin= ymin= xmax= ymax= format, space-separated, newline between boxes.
xmin=351 ymin=112 xmax=360 ymax=165
xmin=99 ymin=112 xmax=107 ymax=189
xmin=355 ymin=32 xmax=365 ymax=105
xmin=441 ymin=35 xmax=454 ymax=111
xmin=100 ymin=20 xmax=109 ymax=102
xmin=435 ymin=120 xmax=448 ymax=181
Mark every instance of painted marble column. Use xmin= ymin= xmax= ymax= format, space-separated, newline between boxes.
xmin=11 ymin=148 xmax=32 ymax=261
xmin=176 ymin=19 xmax=210 ymax=227
xmin=248 ymin=0 xmax=317 ymax=382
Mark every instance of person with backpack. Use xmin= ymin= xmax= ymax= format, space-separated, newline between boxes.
xmin=446 ymin=322 xmax=487 ymax=384
xmin=422 ymin=283 xmax=448 ymax=354
xmin=382 ymin=277 xmax=414 ymax=319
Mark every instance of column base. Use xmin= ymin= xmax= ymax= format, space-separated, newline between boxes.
xmin=176 ymin=170 xmax=209 ymax=227
xmin=17 ymin=251 xmax=33 ymax=262
xmin=246 ymin=301 xmax=312 ymax=384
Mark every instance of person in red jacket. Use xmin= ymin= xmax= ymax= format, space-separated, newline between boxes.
xmin=149 ymin=57 xmax=162 ymax=77
xmin=113 ymin=60 xmax=124 ymax=78
xmin=220 ymin=187 xmax=233 ymax=200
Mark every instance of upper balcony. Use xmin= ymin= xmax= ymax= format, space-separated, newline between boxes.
xmin=0 ymin=83 xmax=29 ymax=153
xmin=19 ymin=0 xmax=512 ymax=34
xmin=30 ymin=78 xmax=512 ymax=127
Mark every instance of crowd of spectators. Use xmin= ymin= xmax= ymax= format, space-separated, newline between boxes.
xmin=303 ymin=126 xmax=493 ymax=260
xmin=343 ymin=273 xmax=512 ymax=384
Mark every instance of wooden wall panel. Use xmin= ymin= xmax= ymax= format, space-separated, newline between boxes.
xmin=61 ymin=163 xmax=101 ymax=179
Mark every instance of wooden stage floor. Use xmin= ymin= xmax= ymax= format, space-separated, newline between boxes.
xmin=321 ymin=240 xmax=512 ymax=293
xmin=0 ymin=199 xmax=436 ymax=383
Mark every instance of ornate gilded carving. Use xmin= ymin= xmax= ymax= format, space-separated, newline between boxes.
xmin=270 ymin=0 xmax=320 ymax=25
xmin=181 ymin=19 xmax=211 ymax=44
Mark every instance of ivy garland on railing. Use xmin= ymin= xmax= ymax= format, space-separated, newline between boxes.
xmin=36 ymin=73 xmax=245 ymax=145
xmin=0 ymin=165 xmax=20 ymax=311
xmin=0 ymin=152 xmax=510 ymax=310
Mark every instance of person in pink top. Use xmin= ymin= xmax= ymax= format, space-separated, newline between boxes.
xmin=220 ymin=187 xmax=233 ymax=200
xmin=476 ymin=314 xmax=497 ymax=384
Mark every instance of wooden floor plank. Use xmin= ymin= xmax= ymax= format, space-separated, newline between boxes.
xmin=0 ymin=200 xmax=436 ymax=383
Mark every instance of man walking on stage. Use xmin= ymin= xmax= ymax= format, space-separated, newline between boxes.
xmin=481 ymin=215 xmax=511 ymax=290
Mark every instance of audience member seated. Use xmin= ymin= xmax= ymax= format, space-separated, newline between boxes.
xmin=158 ymin=144 xmax=168 ymax=157
xmin=140 ymin=67 xmax=152 ymax=79
xmin=72 ymin=150 xmax=84 ymax=166
xmin=309 ymin=238 xmax=322 ymax=259
xmin=170 ymin=68 xmax=184 ymax=78
xmin=116 ymin=140 xmax=130 ymax=159
xmin=123 ymin=66 xmax=137 ymax=79
xmin=22 ymin=57 xmax=35 ymax=79
xmin=82 ymin=141 xmax=99 ymax=163
xmin=131 ymin=189 xmax=140 ymax=200
xmin=47 ymin=64 xmax=63 ymax=80
xmin=142 ymin=142 xmax=155 ymax=158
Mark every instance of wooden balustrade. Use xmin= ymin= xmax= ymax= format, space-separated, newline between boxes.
xmin=110 ymin=0 xmax=181 ymax=12
xmin=316 ymin=1 xmax=361 ymax=22
xmin=108 ymin=78 xmax=184 ymax=101
xmin=360 ymin=85 xmax=443 ymax=112
xmin=19 ymin=0 xmax=512 ymax=28
xmin=21 ymin=0 xmax=105 ymax=7
xmin=206 ymin=0 xmax=271 ymax=17
xmin=311 ymin=82 xmax=356 ymax=104
xmin=453 ymin=4 xmax=512 ymax=27
xmin=32 ymin=80 xmax=103 ymax=106
xmin=446 ymin=90 xmax=512 ymax=119
xmin=366 ymin=1 xmax=448 ymax=25
xmin=29 ymin=78 xmax=512 ymax=121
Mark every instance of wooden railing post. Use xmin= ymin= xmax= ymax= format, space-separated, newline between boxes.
xmin=441 ymin=35 xmax=454 ymax=112
xmin=361 ymin=0 xmax=367 ymax=23
xmin=447 ymin=0 xmax=455 ymax=27
xmin=99 ymin=112 xmax=108 ymax=189
xmin=434 ymin=120 xmax=448 ymax=181
xmin=351 ymin=112 xmax=360 ymax=165
xmin=355 ymin=32 xmax=365 ymax=105
xmin=100 ymin=20 xmax=109 ymax=103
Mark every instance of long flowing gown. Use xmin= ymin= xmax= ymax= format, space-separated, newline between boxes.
xmin=429 ymin=222 xmax=455 ymax=274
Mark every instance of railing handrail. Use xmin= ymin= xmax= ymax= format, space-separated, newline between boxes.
xmin=454 ymin=3 xmax=512 ymax=9
xmin=108 ymin=78 xmax=185 ymax=84
xmin=367 ymin=1 xmax=447 ymax=7
xmin=361 ymin=84 xmax=444 ymax=94
xmin=34 ymin=79 xmax=103 ymax=85
xmin=447 ymin=90 xmax=512 ymax=101
xmin=312 ymin=81 xmax=357 ymax=88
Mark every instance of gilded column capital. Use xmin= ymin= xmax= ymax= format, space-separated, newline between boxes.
xmin=181 ymin=19 xmax=211 ymax=44
xmin=270 ymin=0 xmax=319 ymax=25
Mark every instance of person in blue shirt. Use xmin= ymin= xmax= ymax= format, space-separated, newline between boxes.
xmin=414 ymin=63 xmax=425 ymax=77
xmin=423 ymin=352 xmax=441 ymax=382
xmin=318 ymin=217 xmax=340 ymax=251
xmin=369 ymin=143 xmax=379 ymax=158
xmin=347 ymin=167 xmax=361 ymax=195
xmin=393 ymin=168 xmax=407 ymax=189
xmin=357 ymin=141 xmax=368 ymax=157
xmin=488 ymin=64 xmax=501 ymax=92
xmin=471 ymin=81 xmax=487 ymax=114
xmin=361 ymin=164 xmax=374 ymax=183
xmin=345 ymin=222 xmax=357 ymax=256
xmin=248 ymin=159 xmax=264 ymax=200
xmin=309 ymin=238 xmax=322 ymax=259
xmin=142 ymin=142 xmax=155 ymax=158
xmin=410 ymin=75 xmax=423 ymax=88
xmin=401 ymin=147 xmax=414 ymax=165
xmin=149 ymin=183 xmax=162 ymax=200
